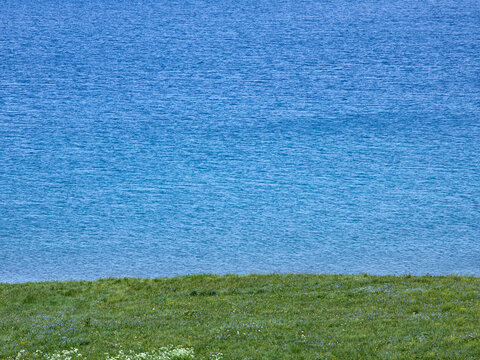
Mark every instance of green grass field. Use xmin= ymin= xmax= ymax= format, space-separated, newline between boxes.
xmin=1 ymin=274 xmax=479 ymax=359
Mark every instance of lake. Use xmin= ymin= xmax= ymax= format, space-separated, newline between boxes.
xmin=1 ymin=0 xmax=479 ymax=282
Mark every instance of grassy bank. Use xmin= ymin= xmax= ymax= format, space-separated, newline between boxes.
xmin=1 ymin=274 xmax=479 ymax=359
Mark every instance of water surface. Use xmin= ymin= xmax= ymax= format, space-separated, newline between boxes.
xmin=1 ymin=0 xmax=480 ymax=282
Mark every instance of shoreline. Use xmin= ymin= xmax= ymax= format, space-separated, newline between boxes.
xmin=3 ymin=272 xmax=479 ymax=285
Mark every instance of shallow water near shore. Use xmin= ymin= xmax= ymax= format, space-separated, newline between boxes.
xmin=1 ymin=0 xmax=480 ymax=282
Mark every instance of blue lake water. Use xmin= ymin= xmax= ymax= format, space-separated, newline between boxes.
xmin=1 ymin=0 xmax=480 ymax=283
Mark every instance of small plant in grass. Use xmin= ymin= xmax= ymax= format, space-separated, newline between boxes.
xmin=14 ymin=349 xmax=83 ymax=360
xmin=11 ymin=347 xmax=222 ymax=360
xmin=105 ymin=347 xmax=194 ymax=360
